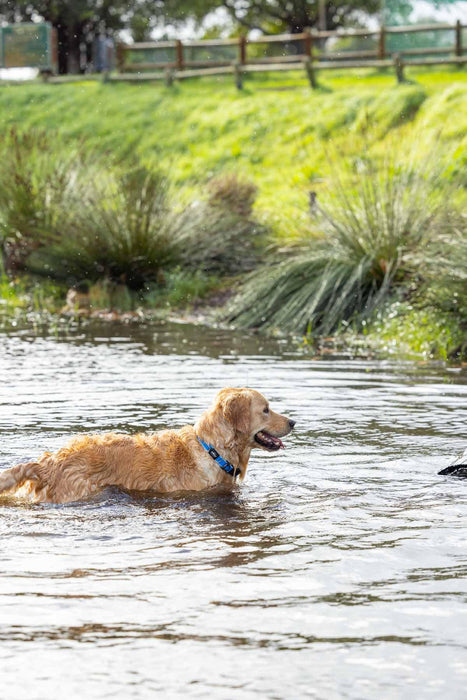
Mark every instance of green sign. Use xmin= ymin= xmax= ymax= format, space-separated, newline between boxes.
xmin=0 ymin=23 xmax=54 ymax=70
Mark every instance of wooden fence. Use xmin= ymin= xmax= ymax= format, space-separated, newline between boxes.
xmin=113 ymin=21 xmax=466 ymax=86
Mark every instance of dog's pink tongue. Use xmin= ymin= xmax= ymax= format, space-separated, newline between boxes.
xmin=276 ymin=437 xmax=285 ymax=449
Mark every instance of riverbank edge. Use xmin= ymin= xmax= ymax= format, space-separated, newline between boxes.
xmin=1 ymin=278 xmax=466 ymax=367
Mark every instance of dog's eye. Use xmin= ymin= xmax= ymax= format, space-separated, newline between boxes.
xmin=263 ymin=407 xmax=269 ymax=414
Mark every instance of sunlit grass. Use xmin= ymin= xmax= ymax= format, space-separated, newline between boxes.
xmin=0 ymin=274 xmax=66 ymax=330
xmin=370 ymin=303 xmax=466 ymax=362
xmin=0 ymin=70 xmax=465 ymax=234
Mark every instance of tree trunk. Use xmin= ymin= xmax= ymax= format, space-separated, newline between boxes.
xmin=68 ymin=23 xmax=83 ymax=74
xmin=54 ymin=21 xmax=84 ymax=74
xmin=55 ymin=23 xmax=69 ymax=74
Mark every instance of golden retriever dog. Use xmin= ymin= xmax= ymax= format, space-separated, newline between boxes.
xmin=0 ymin=388 xmax=295 ymax=504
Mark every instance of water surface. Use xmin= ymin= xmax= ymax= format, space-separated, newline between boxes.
xmin=1 ymin=321 xmax=466 ymax=699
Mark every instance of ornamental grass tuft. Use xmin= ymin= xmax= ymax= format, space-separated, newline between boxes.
xmin=227 ymin=153 xmax=458 ymax=336
xmin=28 ymin=164 xmax=181 ymax=291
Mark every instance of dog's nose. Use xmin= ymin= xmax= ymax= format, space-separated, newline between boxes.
xmin=289 ymin=419 xmax=296 ymax=430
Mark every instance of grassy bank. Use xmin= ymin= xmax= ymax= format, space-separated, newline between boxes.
xmin=0 ymin=68 xmax=466 ymax=360
xmin=0 ymin=68 xmax=466 ymax=231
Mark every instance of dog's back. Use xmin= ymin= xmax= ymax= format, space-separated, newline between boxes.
xmin=0 ymin=428 xmax=203 ymax=503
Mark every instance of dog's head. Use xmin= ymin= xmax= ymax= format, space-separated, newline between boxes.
xmin=198 ymin=387 xmax=295 ymax=453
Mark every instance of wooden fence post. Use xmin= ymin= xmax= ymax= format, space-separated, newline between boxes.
xmin=233 ymin=61 xmax=243 ymax=90
xmin=304 ymin=29 xmax=312 ymax=59
xmin=239 ymin=36 xmax=247 ymax=65
xmin=176 ymin=40 xmax=184 ymax=70
xmin=455 ymin=20 xmax=462 ymax=57
xmin=304 ymin=57 xmax=318 ymax=89
xmin=379 ymin=25 xmax=386 ymax=59
xmin=394 ymin=53 xmax=405 ymax=83
xmin=116 ymin=43 xmax=125 ymax=73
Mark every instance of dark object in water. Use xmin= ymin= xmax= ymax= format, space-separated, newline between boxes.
xmin=438 ymin=448 xmax=467 ymax=477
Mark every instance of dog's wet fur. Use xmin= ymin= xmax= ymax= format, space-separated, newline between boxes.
xmin=0 ymin=388 xmax=295 ymax=504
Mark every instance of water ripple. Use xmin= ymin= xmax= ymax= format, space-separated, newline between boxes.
xmin=0 ymin=322 xmax=466 ymax=699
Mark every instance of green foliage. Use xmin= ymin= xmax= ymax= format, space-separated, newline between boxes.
xmin=0 ymin=273 xmax=65 ymax=329
xmin=144 ymin=269 xmax=220 ymax=308
xmin=177 ymin=173 xmax=265 ymax=275
xmin=370 ymin=302 xmax=466 ymax=361
xmin=0 ymin=129 xmax=185 ymax=290
xmin=129 ymin=14 xmax=152 ymax=42
xmin=151 ymin=0 xmax=381 ymax=33
xmin=0 ymin=130 xmax=264 ymax=292
xmin=27 ymin=165 xmax=182 ymax=290
xmin=177 ymin=206 xmax=265 ymax=276
xmin=0 ymin=129 xmax=97 ymax=272
xmin=227 ymin=153 xmax=456 ymax=336
xmin=415 ymin=210 xmax=467 ymax=321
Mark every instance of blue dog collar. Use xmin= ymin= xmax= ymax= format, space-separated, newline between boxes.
xmin=197 ymin=436 xmax=241 ymax=478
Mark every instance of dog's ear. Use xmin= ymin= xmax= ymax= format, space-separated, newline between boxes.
xmin=221 ymin=391 xmax=251 ymax=435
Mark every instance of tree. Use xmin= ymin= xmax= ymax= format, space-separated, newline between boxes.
xmin=0 ymin=1 xmax=141 ymax=73
xmin=142 ymin=0 xmax=383 ymax=35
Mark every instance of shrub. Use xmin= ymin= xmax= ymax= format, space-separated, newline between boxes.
xmin=206 ymin=173 xmax=258 ymax=218
xmin=27 ymin=165 xmax=181 ymax=291
xmin=414 ymin=210 xmax=467 ymax=321
xmin=227 ymin=155 xmax=455 ymax=336
xmin=0 ymin=129 xmax=96 ymax=273
xmin=1 ymin=132 xmax=264 ymax=292
xmin=177 ymin=174 xmax=264 ymax=276
xmin=0 ymin=131 xmax=182 ymax=292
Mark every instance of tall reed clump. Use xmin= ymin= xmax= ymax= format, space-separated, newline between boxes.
xmin=419 ymin=211 xmax=467 ymax=317
xmin=227 ymin=154 xmax=456 ymax=336
xmin=0 ymin=130 xmax=187 ymax=292
xmin=0 ymin=129 xmax=97 ymax=273
xmin=28 ymin=164 xmax=181 ymax=291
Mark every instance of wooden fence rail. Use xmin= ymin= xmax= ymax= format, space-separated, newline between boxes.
xmin=117 ymin=20 xmax=465 ymax=76
xmin=109 ymin=21 xmax=466 ymax=88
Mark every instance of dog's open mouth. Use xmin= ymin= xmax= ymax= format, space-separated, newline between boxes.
xmin=254 ymin=430 xmax=285 ymax=451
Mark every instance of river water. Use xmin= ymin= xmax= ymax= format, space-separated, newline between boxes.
xmin=0 ymin=321 xmax=466 ymax=700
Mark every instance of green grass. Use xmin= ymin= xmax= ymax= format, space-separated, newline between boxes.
xmin=0 ymin=274 xmax=66 ymax=330
xmin=367 ymin=302 xmax=466 ymax=362
xmin=0 ymin=68 xmax=465 ymax=236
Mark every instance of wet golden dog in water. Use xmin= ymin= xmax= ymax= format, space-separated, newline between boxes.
xmin=0 ymin=388 xmax=295 ymax=504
